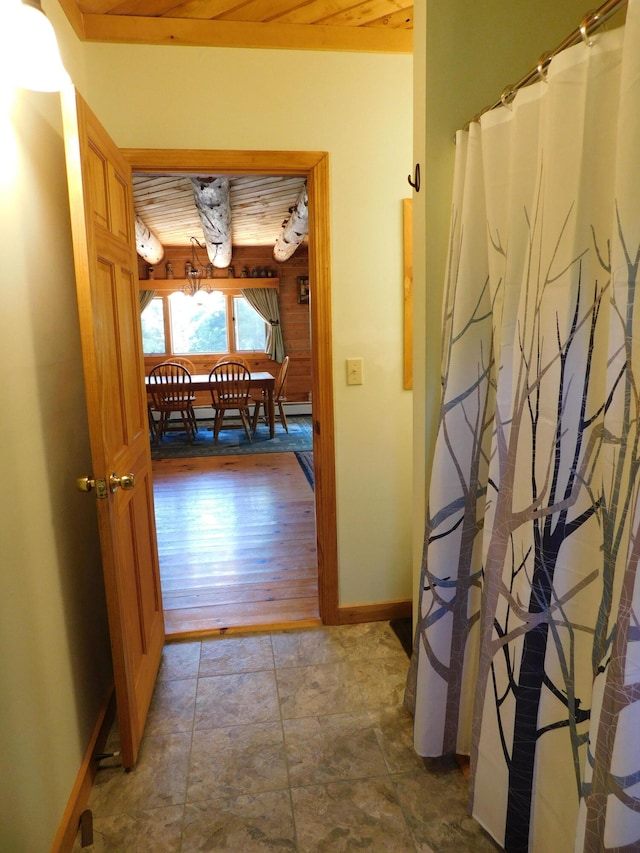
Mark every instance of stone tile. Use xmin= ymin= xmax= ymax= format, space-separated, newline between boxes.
xmin=157 ymin=640 xmax=201 ymax=681
xmin=145 ymin=677 xmax=197 ymax=736
xmin=369 ymin=705 xmax=426 ymax=774
xmin=181 ymin=790 xmax=296 ymax=852
xmin=194 ymin=670 xmax=280 ymax=730
xmin=77 ymin=624 xmax=497 ymax=853
xmin=199 ymin=633 xmax=274 ymax=676
xmin=284 ymin=711 xmax=388 ymax=787
xmin=334 ymin=621 xmax=410 ymax=662
xmin=291 ymin=777 xmax=417 ymax=852
xmin=88 ymin=733 xmax=191 ymax=817
xmin=187 ymin=722 xmax=289 ymax=801
xmin=70 ymin=804 xmax=183 ymax=852
xmin=352 ymin=655 xmax=410 ymax=709
xmin=276 ymin=662 xmax=366 ymax=719
xmin=272 ymin=627 xmax=348 ymax=668
xmin=392 ymin=768 xmax=500 ymax=852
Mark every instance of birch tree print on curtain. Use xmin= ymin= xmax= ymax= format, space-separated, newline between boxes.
xmin=410 ymin=126 xmax=496 ymax=760
xmin=410 ymin=6 xmax=640 ymax=851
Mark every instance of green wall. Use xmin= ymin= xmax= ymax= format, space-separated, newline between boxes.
xmin=413 ymin=0 xmax=600 ymax=605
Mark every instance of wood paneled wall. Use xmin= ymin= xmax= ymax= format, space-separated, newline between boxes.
xmin=139 ymin=245 xmax=311 ymax=403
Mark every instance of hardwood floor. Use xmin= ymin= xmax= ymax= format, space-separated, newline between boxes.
xmin=152 ymin=452 xmax=320 ymax=638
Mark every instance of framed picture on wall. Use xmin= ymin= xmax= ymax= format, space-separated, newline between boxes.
xmin=298 ymin=276 xmax=310 ymax=304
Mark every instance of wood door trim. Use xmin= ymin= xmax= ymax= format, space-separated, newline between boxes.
xmin=122 ymin=147 xmax=339 ymax=625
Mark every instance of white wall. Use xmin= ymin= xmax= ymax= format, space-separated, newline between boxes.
xmin=82 ymin=43 xmax=415 ymax=606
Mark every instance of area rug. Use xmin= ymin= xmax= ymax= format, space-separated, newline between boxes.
xmin=150 ymin=414 xmax=313 ymax=459
xmin=294 ymin=451 xmax=314 ymax=490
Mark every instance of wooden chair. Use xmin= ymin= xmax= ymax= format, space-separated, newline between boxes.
xmin=168 ymin=356 xmax=196 ymax=373
xmin=208 ymin=360 xmax=253 ymax=444
xmin=213 ymin=355 xmax=250 ymax=370
xmin=147 ymin=402 xmax=158 ymax=442
xmin=252 ymin=355 xmax=290 ymax=434
xmin=148 ymin=358 xmax=196 ymax=438
xmin=147 ymin=362 xmax=197 ymax=443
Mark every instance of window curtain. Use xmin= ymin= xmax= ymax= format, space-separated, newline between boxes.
xmin=241 ymin=287 xmax=285 ymax=363
xmin=139 ymin=290 xmax=156 ymax=312
xmin=408 ymin=6 xmax=640 ymax=852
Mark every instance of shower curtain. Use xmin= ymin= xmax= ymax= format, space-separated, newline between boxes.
xmin=409 ymin=3 xmax=640 ymax=851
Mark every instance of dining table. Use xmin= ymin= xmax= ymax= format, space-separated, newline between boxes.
xmin=145 ymin=370 xmax=276 ymax=438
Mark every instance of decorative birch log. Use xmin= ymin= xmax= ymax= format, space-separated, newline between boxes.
xmin=191 ymin=177 xmax=232 ymax=268
xmin=135 ymin=215 xmax=164 ymax=264
xmin=273 ymin=183 xmax=308 ymax=262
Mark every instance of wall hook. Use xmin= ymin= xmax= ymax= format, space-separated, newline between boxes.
xmin=408 ymin=163 xmax=420 ymax=192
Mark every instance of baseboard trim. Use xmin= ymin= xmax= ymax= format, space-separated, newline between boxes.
xmin=192 ymin=402 xmax=312 ymax=421
xmin=338 ymin=599 xmax=412 ymax=625
xmin=50 ymin=685 xmax=116 ymax=853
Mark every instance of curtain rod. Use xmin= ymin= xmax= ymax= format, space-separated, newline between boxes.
xmin=463 ymin=0 xmax=628 ymax=129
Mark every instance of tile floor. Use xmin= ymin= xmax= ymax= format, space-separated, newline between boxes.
xmin=74 ymin=622 xmax=498 ymax=852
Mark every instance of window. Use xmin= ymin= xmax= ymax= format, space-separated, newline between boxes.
xmin=141 ymin=291 xmax=267 ymax=357
xmin=141 ymin=297 xmax=166 ymax=354
xmin=233 ymin=296 xmax=267 ymax=351
xmin=170 ymin=291 xmax=228 ymax=354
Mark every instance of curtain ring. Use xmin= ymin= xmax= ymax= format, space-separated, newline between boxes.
xmin=500 ymin=85 xmax=516 ymax=110
xmin=536 ymin=51 xmax=552 ymax=83
xmin=580 ymin=12 xmax=595 ymax=47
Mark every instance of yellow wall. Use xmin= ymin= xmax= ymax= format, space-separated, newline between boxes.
xmin=81 ymin=42 xmax=415 ymax=607
xmin=0 ymin=11 xmax=111 ymax=850
xmin=1 ymin=13 xmax=414 ymax=849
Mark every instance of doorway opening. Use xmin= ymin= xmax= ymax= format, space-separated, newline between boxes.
xmin=123 ymin=148 xmax=339 ymax=634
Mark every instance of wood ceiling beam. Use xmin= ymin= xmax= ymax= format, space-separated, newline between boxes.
xmin=76 ymin=14 xmax=412 ymax=52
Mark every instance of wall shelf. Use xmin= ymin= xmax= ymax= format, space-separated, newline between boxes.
xmin=140 ymin=277 xmax=279 ymax=291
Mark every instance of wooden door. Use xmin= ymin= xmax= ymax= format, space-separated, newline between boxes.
xmin=61 ymin=87 xmax=164 ymax=769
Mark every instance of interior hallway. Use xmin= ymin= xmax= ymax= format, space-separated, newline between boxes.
xmin=73 ymin=622 xmax=498 ymax=852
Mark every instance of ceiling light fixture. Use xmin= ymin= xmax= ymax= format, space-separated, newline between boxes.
xmin=182 ymin=236 xmax=214 ymax=296
xmin=14 ymin=0 xmax=70 ymax=92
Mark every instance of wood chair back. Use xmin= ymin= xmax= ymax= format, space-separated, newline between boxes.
xmin=208 ymin=360 xmax=253 ymax=443
xmin=208 ymin=360 xmax=252 ymax=408
xmin=148 ymin=362 xmax=194 ymax=407
xmin=213 ymin=355 xmax=250 ymax=372
xmin=165 ymin=356 xmax=195 ymax=374
xmin=147 ymin=362 xmax=197 ymax=443
xmin=252 ymin=355 xmax=290 ymax=433
xmin=275 ymin=355 xmax=290 ymax=402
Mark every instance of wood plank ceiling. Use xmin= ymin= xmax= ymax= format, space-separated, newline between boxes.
xmin=58 ymin=0 xmax=413 ymax=53
xmin=133 ymin=174 xmax=308 ymax=248
xmin=58 ymin=0 xmax=413 ymax=251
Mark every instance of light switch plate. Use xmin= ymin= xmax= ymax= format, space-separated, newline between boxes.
xmin=346 ymin=358 xmax=363 ymax=385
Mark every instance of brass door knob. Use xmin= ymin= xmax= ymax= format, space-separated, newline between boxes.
xmin=77 ymin=476 xmax=109 ymax=499
xmin=109 ymin=472 xmax=136 ymax=493
xmin=77 ymin=476 xmax=96 ymax=492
